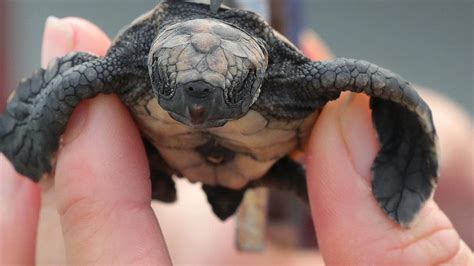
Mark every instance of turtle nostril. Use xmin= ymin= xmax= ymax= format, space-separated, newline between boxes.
xmin=184 ymin=82 xmax=213 ymax=98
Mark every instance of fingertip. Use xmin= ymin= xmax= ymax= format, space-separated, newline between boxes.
xmin=61 ymin=17 xmax=111 ymax=56
xmin=41 ymin=16 xmax=111 ymax=67
xmin=42 ymin=16 xmax=74 ymax=67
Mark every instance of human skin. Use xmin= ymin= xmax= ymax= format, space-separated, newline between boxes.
xmin=0 ymin=17 xmax=472 ymax=265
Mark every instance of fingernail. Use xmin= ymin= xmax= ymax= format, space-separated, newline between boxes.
xmin=62 ymin=102 xmax=89 ymax=145
xmin=337 ymin=95 xmax=379 ymax=182
xmin=42 ymin=16 xmax=74 ymax=67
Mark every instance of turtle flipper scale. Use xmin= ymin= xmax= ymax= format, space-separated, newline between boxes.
xmin=0 ymin=52 xmax=128 ymax=181
xmin=309 ymin=59 xmax=437 ymax=226
xmin=370 ymin=97 xmax=438 ymax=226
xmin=261 ymin=58 xmax=438 ymax=226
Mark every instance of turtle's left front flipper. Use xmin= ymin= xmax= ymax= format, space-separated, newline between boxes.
xmin=268 ymin=58 xmax=438 ymax=226
xmin=0 ymin=53 xmax=138 ymax=181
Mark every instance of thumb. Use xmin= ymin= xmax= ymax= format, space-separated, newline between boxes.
xmin=305 ymin=93 xmax=472 ymax=264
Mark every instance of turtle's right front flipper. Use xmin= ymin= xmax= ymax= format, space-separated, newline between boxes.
xmin=0 ymin=52 xmax=132 ymax=181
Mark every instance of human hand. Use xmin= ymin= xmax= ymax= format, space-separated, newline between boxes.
xmin=300 ymin=31 xmax=474 ymax=264
xmin=1 ymin=17 xmax=472 ymax=265
xmin=1 ymin=17 xmax=171 ymax=265
xmin=305 ymin=92 xmax=473 ymax=264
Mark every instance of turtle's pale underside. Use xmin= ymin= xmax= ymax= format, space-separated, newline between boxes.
xmin=0 ymin=0 xmax=438 ymax=226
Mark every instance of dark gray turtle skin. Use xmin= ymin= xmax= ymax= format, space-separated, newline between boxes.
xmin=0 ymin=0 xmax=438 ymax=226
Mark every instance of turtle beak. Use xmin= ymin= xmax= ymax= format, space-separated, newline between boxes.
xmin=160 ymin=81 xmax=222 ymax=128
xmin=158 ymin=81 xmax=242 ymax=129
xmin=181 ymin=81 xmax=215 ymax=125
xmin=187 ymin=103 xmax=206 ymax=124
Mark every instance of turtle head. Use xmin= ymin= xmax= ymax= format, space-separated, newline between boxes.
xmin=148 ymin=19 xmax=268 ymax=128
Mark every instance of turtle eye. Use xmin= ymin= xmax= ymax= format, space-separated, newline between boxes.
xmin=150 ymin=56 xmax=174 ymax=98
xmin=228 ymin=68 xmax=256 ymax=104
xmin=159 ymin=67 xmax=174 ymax=97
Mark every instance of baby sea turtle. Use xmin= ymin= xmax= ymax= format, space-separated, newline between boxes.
xmin=0 ymin=0 xmax=438 ymax=226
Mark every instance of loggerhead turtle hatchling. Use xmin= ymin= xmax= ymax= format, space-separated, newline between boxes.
xmin=0 ymin=0 xmax=438 ymax=226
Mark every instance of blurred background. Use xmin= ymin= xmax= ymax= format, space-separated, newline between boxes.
xmin=2 ymin=0 xmax=472 ymax=114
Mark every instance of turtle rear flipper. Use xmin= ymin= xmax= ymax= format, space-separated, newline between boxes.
xmin=144 ymin=138 xmax=178 ymax=203
xmin=0 ymin=53 xmax=131 ymax=181
xmin=203 ymin=184 xmax=245 ymax=220
xmin=202 ymin=156 xmax=308 ymax=220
